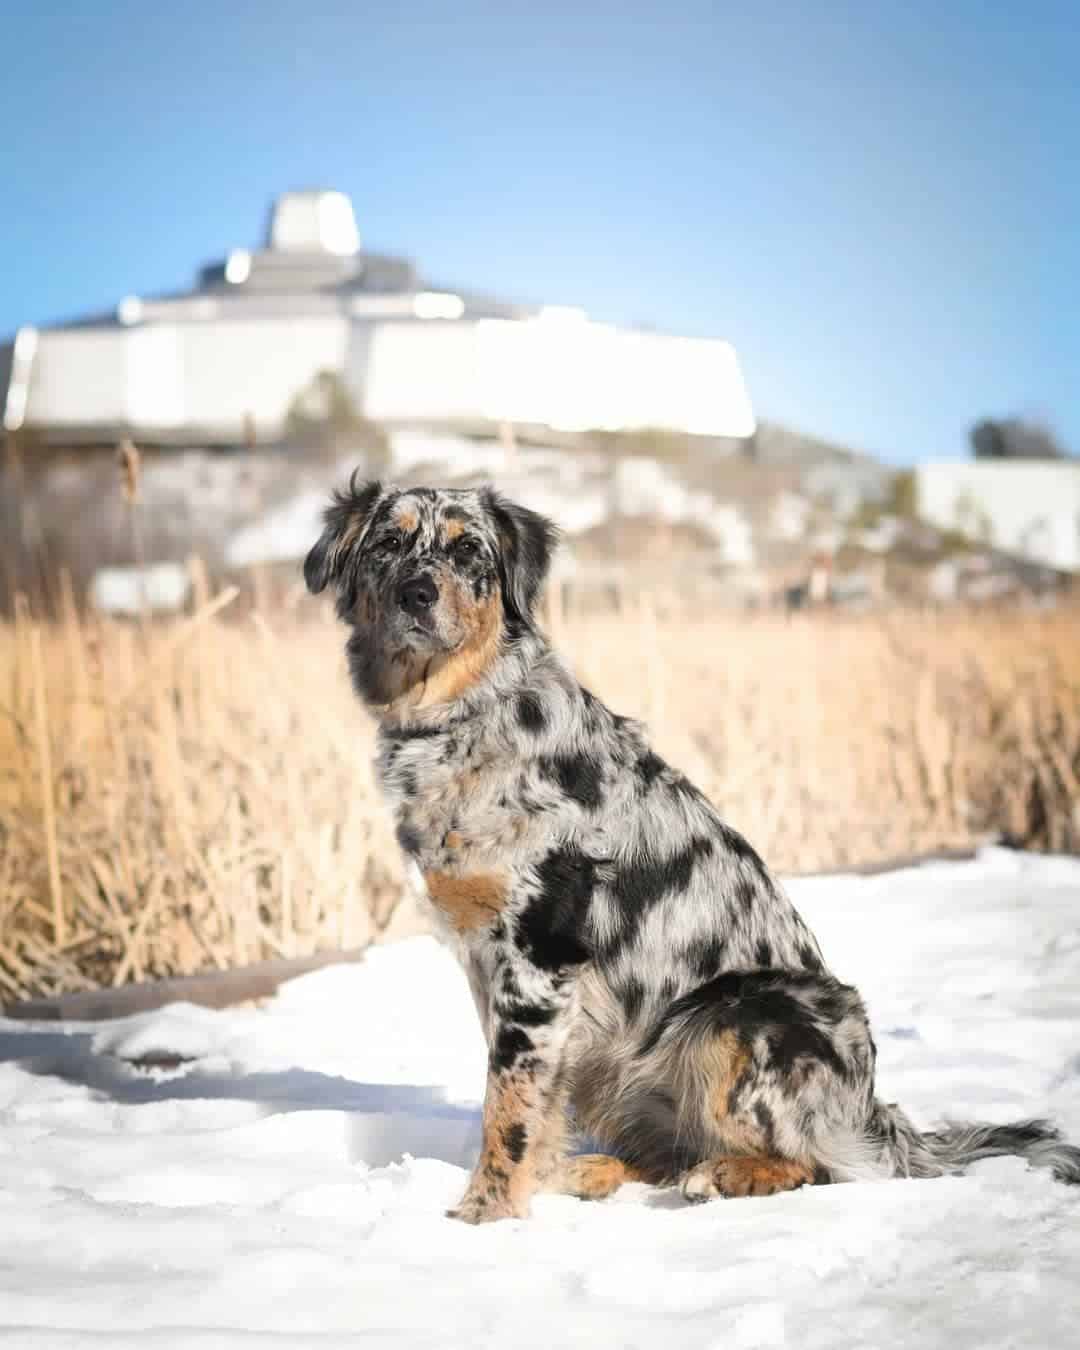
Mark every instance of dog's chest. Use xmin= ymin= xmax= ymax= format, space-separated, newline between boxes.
xmin=377 ymin=730 xmax=530 ymax=938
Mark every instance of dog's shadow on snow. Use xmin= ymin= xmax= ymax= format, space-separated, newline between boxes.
xmin=0 ymin=1028 xmax=716 ymax=1205
xmin=0 ymin=1025 xmax=482 ymax=1170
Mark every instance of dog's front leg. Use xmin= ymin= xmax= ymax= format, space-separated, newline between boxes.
xmin=449 ymin=998 xmax=572 ymax=1224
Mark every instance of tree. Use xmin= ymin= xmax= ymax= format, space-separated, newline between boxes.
xmin=970 ymin=418 xmax=1068 ymax=461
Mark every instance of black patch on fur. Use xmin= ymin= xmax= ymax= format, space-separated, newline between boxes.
xmin=607 ymin=837 xmax=715 ymax=939
xmin=539 ymin=752 xmax=605 ymax=811
xmin=634 ymin=750 xmax=666 ymax=789
xmin=515 ymin=691 xmax=547 ymax=734
xmin=715 ymin=823 xmax=771 ymax=879
xmin=619 ymin=977 xmax=646 ymax=1020
xmin=686 ymin=935 xmax=725 ymax=980
xmin=754 ymin=1100 xmax=776 ymax=1151
xmin=484 ymin=489 xmax=558 ymax=626
xmin=491 ymin=1025 xmax=534 ymax=1073
xmin=734 ymin=877 xmax=760 ymax=914
xmin=501 ymin=1001 xmax=557 ymax=1027
xmin=659 ymin=977 xmax=679 ymax=1004
xmin=643 ymin=969 xmax=852 ymax=1083
xmin=516 ymin=848 xmax=595 ymax=972
xmin=395 ymin=822 xmax=422 ymax=857
xmin=765 ymin=1021 xmax=848 ymax=1083
xmin=755 ymin=939 xmax=773 ymax=968
xmin=579 ymin=687 xmax=606 ymax=734
xmin=503 ymin=1123 xmax=528 ymax=1164
xmin=382 ymin=722 xmax=445 ymax=743
xmin=799 ymin=942 xmax=823 ymax=972
xmin=811 ymin=984 xmax=854 ymax=1024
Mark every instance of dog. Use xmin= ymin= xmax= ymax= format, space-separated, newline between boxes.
xmin=305 ymin=477 xmax=1080 ymax=1223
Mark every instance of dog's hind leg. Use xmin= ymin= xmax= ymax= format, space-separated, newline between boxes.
xmin=642 ymin=968 xmax=883 ymax=1200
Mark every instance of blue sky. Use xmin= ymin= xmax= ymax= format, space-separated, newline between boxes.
xmin=1 ymin=0 xmax=1076 ymax=463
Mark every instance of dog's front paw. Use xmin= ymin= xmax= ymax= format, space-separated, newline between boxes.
xmin=446 ymin=1190 xmax=526 ymax=1225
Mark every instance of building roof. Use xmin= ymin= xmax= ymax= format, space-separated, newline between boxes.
xmin=22 ymin=191 xmax=529 ymax=336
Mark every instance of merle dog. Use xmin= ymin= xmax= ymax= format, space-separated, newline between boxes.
xmin=305 ymin=478 xmax=1080 ymax=1223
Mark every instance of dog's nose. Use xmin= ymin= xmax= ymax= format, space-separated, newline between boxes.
xmin=397 ymin=574 xmax=439 ymax=616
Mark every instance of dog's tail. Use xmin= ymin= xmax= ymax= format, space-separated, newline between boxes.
xmin=815 ymin=1100 xmax=1080 ymax=1186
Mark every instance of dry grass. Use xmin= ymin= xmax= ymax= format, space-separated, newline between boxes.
xmin=2 ymin=576 xmax=1079 ymax=999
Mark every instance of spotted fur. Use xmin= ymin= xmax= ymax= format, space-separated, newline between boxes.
xmin=306 ymin=478 xmax=1080 ymax=1222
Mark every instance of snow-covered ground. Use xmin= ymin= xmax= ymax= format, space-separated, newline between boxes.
xmin=223 ymin=431 xmax=759 ymax=574
xmin=2 ymin=849 xmax=1079 ymax=1348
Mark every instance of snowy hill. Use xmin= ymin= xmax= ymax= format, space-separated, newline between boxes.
xmin=2 ymin=848 xmax=1079 ymax=1347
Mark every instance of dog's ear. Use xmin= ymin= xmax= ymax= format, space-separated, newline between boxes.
xmin=484 ymin=489 xmax=559 ymax=624
xmin=304 ymin=476 xmax=383 ymax=595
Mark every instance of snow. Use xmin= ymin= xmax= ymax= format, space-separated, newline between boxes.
xmin=224 ymin=432 xmax=758 ymax=570
xmin=611 ymin=458 xmax=754 ymax=561
xmin=90 ymin=562 xmax=191 ymax=616
xmin=225 ymin=490 xmax=330 ymax=569
xmin=2 ymin=848 xmax=1079 ymax=1347
xmin=769 ymin=491 xmax=812 ymax=542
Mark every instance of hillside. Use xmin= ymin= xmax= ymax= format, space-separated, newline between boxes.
xmin=1 ymin=422 xmax=1071 ymax=615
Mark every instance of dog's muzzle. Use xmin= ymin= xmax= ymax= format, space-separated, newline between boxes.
xmin=397 ymin=573 xmax=439 ymax=619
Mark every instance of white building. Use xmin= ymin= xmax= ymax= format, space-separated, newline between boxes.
xmin=917 ymin=460 xmax=1080 ymax=572
xmin=1 ymin=191 xmax=755 ymax=446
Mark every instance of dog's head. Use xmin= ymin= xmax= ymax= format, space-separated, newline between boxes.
xmin=304 ymin=478 xmax=557 ymax=711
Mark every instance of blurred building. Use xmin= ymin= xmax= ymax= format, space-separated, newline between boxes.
xmin=1 ymin=190 xmax=756 ymax=446
xmin=917 ymin=460 xmax=1080 ymax=571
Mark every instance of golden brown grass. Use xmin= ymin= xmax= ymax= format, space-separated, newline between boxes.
xmin=2 ymin=577 xmax=1079 ymax=999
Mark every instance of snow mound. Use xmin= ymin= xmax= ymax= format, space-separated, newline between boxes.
xmin=2 ymin=850 xmax=1079 ymax=1346
xmin=225 ymin=432 xmax=758 ymax=569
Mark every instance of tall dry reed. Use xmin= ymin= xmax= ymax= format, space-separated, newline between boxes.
xmin=2 ymin=580 xmax=1079 ymax=999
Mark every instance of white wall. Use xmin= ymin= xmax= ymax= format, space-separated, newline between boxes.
xmin=21 ymin=310 xmax=754 ymax=443
xmin=360 ymin=317 xmax=756 ymax=436
xmin=27 ymin=330 xmax=130 ymax=427
xmin=917 ymin=461 xmax=1080 ymax=571
xmin=176 ymin=317 xmax=348 ymax=439
xmin=23 ymin=317 xmax=348 ymax=440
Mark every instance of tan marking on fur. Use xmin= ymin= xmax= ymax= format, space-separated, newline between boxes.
xmin=414 ymin=590 xmax=503 ymax=708
xmin=336 ymin=514 xmax=364 ymax=558
xmin=423 ymin=869 xmax=507 ymax=932
xmin=444 ymin=830 xmax=464 ymax=850
xmin=451 ymin=1070 xmax=536 ymax=1222
xmin=544 ymin=1155 xmax=659 ymax=1199
xmin=377 ymin=583 xmax=502 ymax=716
xmin=704 ymin=1029 xmax=753 ymax=1121
xmin=443 ymin=518 xmax=465 ymax=541
xmin=709 ymin=1155 xmax=814 ymax=1198
xmin=392 ymin=502 xmax=419 ymax=533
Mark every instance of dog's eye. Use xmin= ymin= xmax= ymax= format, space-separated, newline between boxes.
xmin=454 ymin=537 xmax=481 ymax=561
xmin=377 ymin=535 xmax=402 ymax=556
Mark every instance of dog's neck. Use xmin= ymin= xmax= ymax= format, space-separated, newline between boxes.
xmin=374 ymin=623 xmax=550 ymax=739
